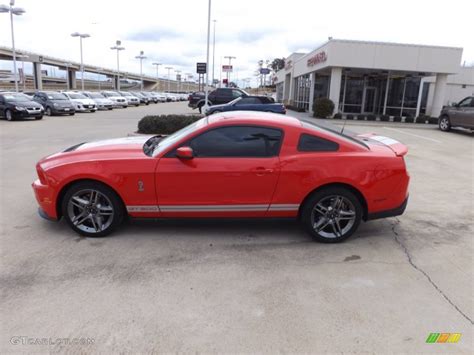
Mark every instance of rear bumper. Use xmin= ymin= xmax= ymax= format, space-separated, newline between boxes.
xmin=366 ymin=196 xmax=408 ymax=220
xmin=38 ymin=207 xmax=58 ymax=221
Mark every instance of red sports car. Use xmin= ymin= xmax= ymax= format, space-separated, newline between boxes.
xmin=32 ymin=112 xmax=409 ymax=243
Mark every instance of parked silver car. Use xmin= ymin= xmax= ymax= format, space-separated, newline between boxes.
xmin=82 ymin=91 xmax=114 ymax=110
xmin=439 ymin=96 xmax=474 ymax=131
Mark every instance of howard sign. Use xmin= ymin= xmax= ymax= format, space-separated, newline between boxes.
xmin=307 ymin=51 xmax=327 ymax=67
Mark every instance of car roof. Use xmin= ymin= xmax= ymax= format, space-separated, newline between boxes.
xmin=207 ymin=111 xmax=302 ymax=128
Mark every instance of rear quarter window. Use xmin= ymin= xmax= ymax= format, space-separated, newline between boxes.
xmin=298 ymin=134 xmax=339 ymax=152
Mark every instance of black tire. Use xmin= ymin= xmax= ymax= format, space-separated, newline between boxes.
xmin=5 ymin=109 xmax=14 ymax=121
xmin=61 ymin=181 xmax=124 ymax=238
xmin=439 ymin=115 xmax=451 ymax=132
xmin=35 ymin=115 xmax=43 ymax=120
xmin=69 ymin=113 xmax=75 ymax=116
xmin=301 ymin=187 xmax=362 ymax=243
xmin=123 ymin=105 xmax=127 ymax=108
xmin=45 ymin=107 xmax=52 ymax=116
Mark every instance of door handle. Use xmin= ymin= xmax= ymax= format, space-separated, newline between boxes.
xmin=251 ymin=167 xmax=274 ymax=176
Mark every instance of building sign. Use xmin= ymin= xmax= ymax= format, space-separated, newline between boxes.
xmin=196 ymin=62 xmax=207 ymax=74
xmin=307 ymin=51 xmax=327 ymax=67
xmin=259 ymin=68 xmax=271 ymax=75
xmin=222 ymin=65 xmax=233 ymax=73
xmin=284 ymin=60 xmax=292 ymax=71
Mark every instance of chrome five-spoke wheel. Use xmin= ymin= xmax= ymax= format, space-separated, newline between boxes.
xmin=62 ymin=181 xmax=124 ymax=237
xmin=302 ymin=187 xmax=362 ymax=243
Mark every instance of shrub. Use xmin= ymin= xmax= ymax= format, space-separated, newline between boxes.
xmin=138 ymin=114 xmax=202 ymax=134
xmin=346 ymin=114 xmax=354 ymax=120
xmin=313 ymin=98 xmax=335 ymax=118
xmin=404 ymin=117 xmax=414 ymax=123
xmin=357 ymin=114 xmax=366 ymax=121
xmin=392 ymin=116 xmax=401 ymax=122
xmin=416 ymin=114 xmax=429 ymax=124
xmin=428 ymin=116 xmax=438 ymax=124
xmin=366 ymin=114 xmax=376 ymax=121
xmin=333 ymin=113 xmax=342 ymax=119
xmin=286 ymin=105 xmax=306 ymax=112
xmin=380 ymin=115 xmax=390 ymax=122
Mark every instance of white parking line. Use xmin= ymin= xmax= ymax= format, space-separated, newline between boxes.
xmin=382 ymin=127 xmax=443 ymax=143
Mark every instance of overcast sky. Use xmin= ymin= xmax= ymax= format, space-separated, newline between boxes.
xmin=1 ymin=0 xmax=473 ymax=87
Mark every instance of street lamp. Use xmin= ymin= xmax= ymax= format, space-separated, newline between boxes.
xmin=165 ymin=66 xmax=173 ymax=92
xmin=203 ymin=0 xmax=212 ymax=111
xmin=152 ymin=62 xmax=161 ymax=91
xmin=135 ymin=51 xmax=147 ymax=91
xmin=110 ymin=40 xmax=125 ymax=91
xmin=0 ymin=0 xmax=26 ymax=92
xmin=212 ymin=19 xmax=217 ymax=87
xmin=175 ymin=70 xmax=181 ymax=93
xmin=224 ymin=55 xmax=236 ymax=87
xmin=71 ymin=32 xmax=90 ymax=91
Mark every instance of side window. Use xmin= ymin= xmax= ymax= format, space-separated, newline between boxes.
xmin=298 ymin=134 xmax=339 ymax=152
xmin=217 ymin=89 xmax=232 ymax=98
xmin=188 ymin=126 xmax=283 ymax=157
xmin=458 ymin=97 xmax=472 ymax=107
xmin=232 ymin=90 xmax=243 ymax=99
xmin=0 ymin=96 xmax=4 ymax=104
xmin=235 ymin=97 xmax=260 ymax=105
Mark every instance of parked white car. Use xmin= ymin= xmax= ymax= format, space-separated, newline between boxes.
xmin=101 ymin=91 xmax=128 ymax=108
xmin=119 ymin=91 xmax=140 ymax=106
xmin=61 ymin=91 xmax=97 ymax=112
xmin=150 ymin=92 xmax=167 ymax=102
xmin=81 ymin=91 xmax=114 ymax=110
xmin=165 ymin=93 xmax=178 ymax=102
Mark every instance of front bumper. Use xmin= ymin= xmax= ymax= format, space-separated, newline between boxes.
xmin=366 ymin=196 xmax=408 ymax=220
xmin=13 ymin=109 xmax=44 ymax=118
xmin=32 ymin=179 xmax=58 ymax=220
xmin=53 ymin=107 xmax=75 ymax=114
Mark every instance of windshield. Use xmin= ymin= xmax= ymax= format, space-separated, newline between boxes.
xmin=68 ymin=93 xmax=87 ymax=99
xmin=152 ymin=118 xmax=207 ymax=157
xmin=3 ymin=93 xmax=31 ymax=102
xmin=47 ymin=92 xmax=68 ymax=100
xmin=89 ymin=93 xmax=104 ymax=98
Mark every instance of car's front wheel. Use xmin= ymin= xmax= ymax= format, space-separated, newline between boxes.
xmin=45 ymin=107 xmax=52 ymax=116
xmin=439 ymin=115 xmax=451 ymax=131
xmin=62 ymin=181 xmax=124 ymax=237
xmin=301 ymin=187 xmax=362 ymax=243
xmin=5 ymin=109 xmax=14 ymax=121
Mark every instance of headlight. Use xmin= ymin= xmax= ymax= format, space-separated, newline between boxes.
xmin=53 ymin=103 xmax=59 ymax=107
xmin=15 ymin=106 xmax=26 ymax=111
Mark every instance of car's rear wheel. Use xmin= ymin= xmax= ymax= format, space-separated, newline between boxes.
xmin=5 ymin=109 xmax=14 ymax=121
xmin=62 ymin=181 xmax=124 ymax=238
xmin=439 ymin=115 xmax=451 ymax=131
xmin=301 ymin=187 xmax=362 ymax=243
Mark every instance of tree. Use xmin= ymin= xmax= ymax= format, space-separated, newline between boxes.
xmin=270 ymin=58 xmax=285 ymax=72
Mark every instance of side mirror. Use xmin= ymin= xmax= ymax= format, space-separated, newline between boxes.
xmin=176 ymin=146 xmax=194 ymax=159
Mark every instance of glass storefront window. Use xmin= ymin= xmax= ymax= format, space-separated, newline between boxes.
xmin=293 ymin=74 xmax=311 ymax=110
xmin=313 ymin=75 xmax=329 ymax=100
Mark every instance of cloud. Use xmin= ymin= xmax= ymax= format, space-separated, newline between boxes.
xmin=126 ymin=28 xmax=182 ymax=42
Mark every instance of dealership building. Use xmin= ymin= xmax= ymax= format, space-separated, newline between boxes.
xmin=275 ymin=39 xmax=474 ymax=117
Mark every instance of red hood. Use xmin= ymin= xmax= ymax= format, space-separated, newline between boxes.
xmin=39 ymin=136 xmax=153 ymax=170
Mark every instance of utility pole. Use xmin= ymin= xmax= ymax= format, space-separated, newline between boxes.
xmin=211 ymin=19 xmax=217 ymax=87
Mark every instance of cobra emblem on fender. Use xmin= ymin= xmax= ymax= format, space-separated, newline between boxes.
xmin=138 ymin=180 xmax=144 ymax=192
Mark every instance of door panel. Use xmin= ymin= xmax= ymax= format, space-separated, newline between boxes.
xmin=155 ymin=157 xmax=280 ymax=216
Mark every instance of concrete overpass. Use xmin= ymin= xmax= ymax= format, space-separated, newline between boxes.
xmin=0 ymin=46 xmax=200 ymax=92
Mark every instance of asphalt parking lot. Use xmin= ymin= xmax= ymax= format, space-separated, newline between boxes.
xmin=0 ymin=103 xmax=472 ymax=353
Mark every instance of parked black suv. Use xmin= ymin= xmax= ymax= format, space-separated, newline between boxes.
xmin=0 ymin=92 xmax=44 ymax=121
xmin=32 ymin=91 xmax=76 ymax=116
xmin=188 ymin=88 xmax=248 ymax=113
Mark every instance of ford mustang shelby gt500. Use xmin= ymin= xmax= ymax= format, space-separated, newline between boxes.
xmin=32 ymin=112 xmax=409 ymax=242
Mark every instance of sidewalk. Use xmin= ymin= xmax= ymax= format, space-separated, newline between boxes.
xmin=287 ymin=110 xmax=439 ymax=130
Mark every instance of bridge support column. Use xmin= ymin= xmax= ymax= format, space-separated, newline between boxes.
xmin=68 ymin=69 xmax=77 ymax=90
xmin=33 ymin=62 xmax=43 ymax=90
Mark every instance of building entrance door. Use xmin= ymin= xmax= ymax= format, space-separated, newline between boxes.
xmin=363 ymin=87 xmax=377 ymax=114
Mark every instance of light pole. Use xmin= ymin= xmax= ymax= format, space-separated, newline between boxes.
xmin=211 ymin=19 xmax=216 ymax=87
xmin=165 ymin=66 xmax=173 ymax=92
xmin=203 ymin=0 xmax=212 ymax=111
xmin=0 ymin=0 xmax=26 ymax=92
xmin=16 ymin=53 xmax=28 ymax=91
xmin=175 ymin=70 xmax=181 ymax=93
xmin=110 ymin=40 xmax=125 ymax=91
xmin=224 ymin=55 xmax=236 ymax=87
xmin=135 ymin=51 xmax=146 ymax=91
xmin=71 ymin=32 xmax=90 ymax=91
xmin=152 ymin=62 xmax=161 ymax=91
